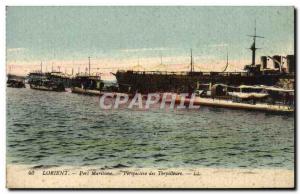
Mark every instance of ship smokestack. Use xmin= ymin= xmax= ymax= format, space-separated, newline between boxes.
xmin=260 ymin=56 xmax=267 ymax=69
xmin=286 ymin=55 xmax=295 ymax=73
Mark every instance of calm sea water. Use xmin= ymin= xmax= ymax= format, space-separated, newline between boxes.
xmin=7 ymin=88 xmax=294 ymax=169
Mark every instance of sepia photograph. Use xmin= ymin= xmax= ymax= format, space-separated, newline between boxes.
xmin=5 ymin=6 xmax=295 ymax=189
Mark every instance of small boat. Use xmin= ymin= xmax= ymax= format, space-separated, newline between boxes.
xmin=71 ymin=74 xmax=104 ymax=95
xmin=71 ymin=86 xmax=101 ymax=96
xmin=29 ymin=80 xmax=65 ymax=92
xmin=7 ymin=79 xmax=25 ymax=88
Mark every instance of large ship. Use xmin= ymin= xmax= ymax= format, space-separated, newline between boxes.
xmin=114 ymin=28 xmax=295 ymax=94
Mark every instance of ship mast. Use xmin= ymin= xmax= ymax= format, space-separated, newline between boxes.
xmin=190 ymin=49 xmax=194 ymax=72
xmin=88 ymin=56 xmax=91 ymax=76
xmin=226 ymin=50 xmax=228 ymax=66
xmin=222 ymin=49 xmax=229 ymax=72
xmin=248 ymin=20 xmax=264 ymax=66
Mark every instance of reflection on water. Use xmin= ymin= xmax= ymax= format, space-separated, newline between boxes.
xmin=7 ymin=88 xmax=294 ymax=169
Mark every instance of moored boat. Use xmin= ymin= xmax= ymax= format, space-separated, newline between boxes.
xmin=166 ymin=85 xmax=294 ymax=113
xmin=27 ymin=72 xmax=66 ymax=92
xmin=71 ymin=74 xmax=104 ymax=95
xmin=7 ymin=79 xmax=25 ymax=88
xmin=113 ymin=27 xmax=295 ymax=94
xmin=171 ymin=96 xmax=294 ymax=113
xmin=71 ymin=86 xmax=101 ymax=96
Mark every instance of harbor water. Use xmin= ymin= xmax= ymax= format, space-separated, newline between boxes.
xmin=7 ymin=88 xmax=294 ymax=169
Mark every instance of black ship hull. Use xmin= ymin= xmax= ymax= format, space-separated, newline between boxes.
xmin=115 ymin=70 xmax=294 ymax=93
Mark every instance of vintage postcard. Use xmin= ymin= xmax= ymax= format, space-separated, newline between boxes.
xmin=6 ymin=6 xmax=295 ymax=188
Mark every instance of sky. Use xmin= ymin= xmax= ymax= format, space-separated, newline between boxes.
xmin=6 ymin=6 xmax=294 ymax=79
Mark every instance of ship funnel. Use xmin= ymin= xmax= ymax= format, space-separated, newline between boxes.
xmin=260 ymin=56 xmax=267 ymax=69
xmin=286 ymin=55 xmax=295 ymax=73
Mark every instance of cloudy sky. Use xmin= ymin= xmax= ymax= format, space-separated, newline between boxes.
xmin=6 ymin=6 xmax=294 ymax=78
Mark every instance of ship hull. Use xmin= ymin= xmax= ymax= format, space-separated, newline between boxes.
xmin=115 ymin=71 xmax=294 ymax=93
xmin=71 ymin=87 xmax=101 ymax=96
xmin=168 ymin=95 xmax=294 ymax=114
xmin=30 ymin=84 xmax=65 ymax=92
